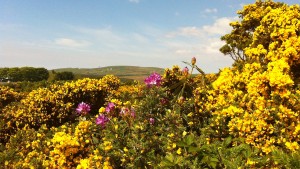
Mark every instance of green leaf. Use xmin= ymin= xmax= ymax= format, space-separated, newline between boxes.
xmin=92 ymin=137 xmax=99 ymax=144
xmin=223 ymin=136 xmax=232 ymax=147
xmin=195 ymin=65 xmax=206 ymax=75
xmin=160 ymin=153 xmax=178 ymax=167
xmin=201 ymin=156 xmax=219 ymax=169
xmin=169 ymin=80 xmax=184 ymax=90
xmin=160 ymin=160 xmax=175 ymax=167
xmin=165 ymin=153 xmax=175 ymax=163
xmin=174 ymin=156 xmax=184 ymax=165
xmin=177 ymin=141 xmax=187 ymax=147
xmin=188 ymin=146 xmax=201 ymax=153
xmin=182 ymin=61 xmax=192 ymax=67
xmin=186 ymin=134 xmax=194 ymax=146
xmin=210 ymin=157 xmax=219 ymax=162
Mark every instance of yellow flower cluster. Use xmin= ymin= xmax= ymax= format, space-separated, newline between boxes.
xmin=162 ymin=65 xmax=183 ymax=88
xmin=194 ymin=4 xmax=300 ymax=153
xmin=256 ymin=5 xmax=300 ymax=65
xmin=113 ymin=84 xmax=143 ymax=99
xmin=0 ymin=85 xmax=22 ymax=109
xmin=53 ymin=122 xmax=115 ymax=168
xmin=48 ymin=131 xmax=81 ymax=167
xmin=44 ymin=121 xmax=107 ymax=168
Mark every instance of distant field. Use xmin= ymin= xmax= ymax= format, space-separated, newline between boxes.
xmin=52 ymin=66 xmax=165 ymax=82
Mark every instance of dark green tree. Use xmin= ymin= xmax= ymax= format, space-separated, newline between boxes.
xmin=7 ymin=67 xmax=21 ymax=81
xmin=34 ymin=68 xmax=49 ymax=81
xmin=0 ymin=67 xmax=49 ymax=82
xmin=0 ymin=68 xmax=9 ymax=81
xmin=53 ymin=71 xmax=75 ymax=81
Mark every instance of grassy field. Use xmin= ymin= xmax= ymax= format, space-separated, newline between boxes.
xmin=52 ymin=66 xmax=165 ymax=82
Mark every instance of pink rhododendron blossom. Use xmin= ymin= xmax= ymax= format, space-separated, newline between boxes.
xmin=144 ymin=72 xmax=162 ymax=87
xmin=105 ymin=102 xmax=115 ymax=113
xmin=96 ymin=114 xmax=109 ymax=128
xmin=76 ymin=102 xmax=91 ymax=115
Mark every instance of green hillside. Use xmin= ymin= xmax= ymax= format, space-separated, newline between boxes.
xmin=52 ymin=66 xmax=165 ymax=81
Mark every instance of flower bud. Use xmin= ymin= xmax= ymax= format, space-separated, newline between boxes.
xmin=191 ymin=57 xmax=196 ymax=65
xmin=149 ymin=118 xmax=155 ymax=125
xmin=178 ymin=96 xmax=185 ymax=105
xmin=182 ymin=67 xmax=189 ymax=76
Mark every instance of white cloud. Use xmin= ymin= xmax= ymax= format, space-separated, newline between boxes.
xmin=204 ymin=8 xmax=218 ymax=13
xmin=201 ymin=8 xmax=218 ymax=19
xmin=129 ymin=0 xmax=140 ymax=3
xmin=202 ymin=38 xmax=226 ymax=54
xmin=166 ymin=26 xmax=202 ymax=38
xmin=166 ymin=17 xmax=235 ymax=38
xmin=175 ymin=49 xmax=192 ymax=55
xmin=55 ymin=38 xmax=91 ymax=48
xmin=202 ymin=17 xmax=234 ymax=35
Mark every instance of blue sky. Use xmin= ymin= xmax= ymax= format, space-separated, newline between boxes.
xmin=0 ymin=0 xmax=298 ymax=73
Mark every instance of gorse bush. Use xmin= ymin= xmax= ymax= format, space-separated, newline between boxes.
xmin=0 ymin=86 xmax=23 ymax=110
xmin=0 ymin=75 xmax=120 ymax=143
xmin=194 ymin=2 xmax=300 ymax=155
xmin=1 ymin=1 xmax=300 ymax=168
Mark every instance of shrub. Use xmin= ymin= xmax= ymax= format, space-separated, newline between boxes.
xmin=0 ymin=75 xmax=120 ymax=143
xmin=0 ymin=86 xmax=23 ymax=110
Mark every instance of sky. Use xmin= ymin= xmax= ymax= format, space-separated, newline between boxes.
xmin=0 ymin=0 xmax=299 ymax=73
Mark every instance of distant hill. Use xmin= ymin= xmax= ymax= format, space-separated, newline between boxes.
xmin=52 ymin=66 xmax=165 ymax=82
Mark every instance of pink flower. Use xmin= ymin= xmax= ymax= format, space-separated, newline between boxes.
xmin=144 ymin=72 xmax=162 ymax=87
xmin=130 ymin=108 xmax=136 ymax=118
xmin=120 ymin=107 xmax=129 ymax=115
xmin=96 ymin=114 xmax=109 ymax=128
xmin=120 ymin=107 xmax=136 ymax=118
xmin=105 ymin=102 xmax=115 ymax=113
xmin=149 ymin=118 xmax=155 ymax=125
xmin=182 ymin=67 xmax=189 ymax=76
xmin=76 ymin=102 xmax=91 ymax=115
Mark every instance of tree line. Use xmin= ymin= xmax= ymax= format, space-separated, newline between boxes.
xmin=0 ymin=67 xmax=49 ymax=82
xmin=0 ymin=67 xmax=75 ymax=82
